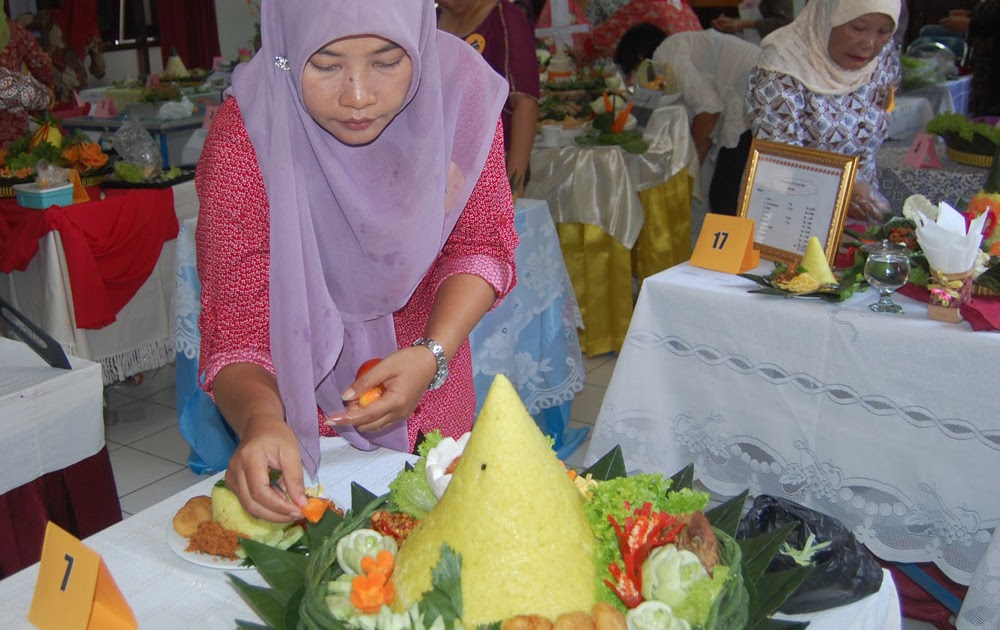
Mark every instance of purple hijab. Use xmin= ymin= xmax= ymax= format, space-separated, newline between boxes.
xmin=230 ymin=0 xmax=508 ymax=476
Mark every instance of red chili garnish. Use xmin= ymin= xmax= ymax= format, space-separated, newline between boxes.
xmin=370 ymin=510 xmax=419 ymax=544
xmin=603 ymin=501 xmax=686 ymax=609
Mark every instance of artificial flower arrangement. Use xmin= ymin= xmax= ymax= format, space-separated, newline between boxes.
xmin=0 ymin=116 xmax=111 ymax=192
xmin=224 ymin=376 xmax=819 ymax=629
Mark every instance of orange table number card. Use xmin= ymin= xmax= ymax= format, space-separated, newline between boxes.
xmin=902 ymin=133 xmax=941 ymax=170
xmin=690 ymin=214 xmax=759 ymax=274
xmin=69 ymin=170 xmax=90 ymax=204
xmin=28 ymin=522 xmax=137 ymax=630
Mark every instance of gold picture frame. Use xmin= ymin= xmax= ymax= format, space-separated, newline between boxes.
xmin=737 ymin=139 xmax=859 ymax=266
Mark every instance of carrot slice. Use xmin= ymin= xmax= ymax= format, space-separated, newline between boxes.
xmin=610 ymin=102 xmax=634 ymax=134
xmin=300 ymin=496 xmax=332 ymax=523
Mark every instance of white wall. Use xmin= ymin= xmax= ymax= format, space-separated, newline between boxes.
xmin=85 ymin=0 xmax=255 ymax=86
xmin=215 ymin=0 xmax=258 ymax=60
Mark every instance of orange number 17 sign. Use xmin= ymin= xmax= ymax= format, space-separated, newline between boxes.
xmin=690 ymin=214 xmax=760 ymax=273
xmin=28 ymin=522 xmax=137 ymax=630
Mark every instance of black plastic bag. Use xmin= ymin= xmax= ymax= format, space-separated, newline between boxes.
xmin=737 ymin=495 xmax=883 ymax=614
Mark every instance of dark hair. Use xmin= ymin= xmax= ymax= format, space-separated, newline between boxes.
xmin=614 ymin=23 xmax=668 ymax=76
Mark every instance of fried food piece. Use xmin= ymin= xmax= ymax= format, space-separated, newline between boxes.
xmin=502 ymin=615 xmax=554 ymax=630
xmin=185 ymin=521 xmax=247 ymax=560
xmin=554 ymin=611 xmax=595 ymax=629
xmin=591 ymin=602 xmax=627 ymax=630
xmin=172 ymin=495 xmax=213 ymax=537
xmin=676 ymin=511 xmax=720 ymax=575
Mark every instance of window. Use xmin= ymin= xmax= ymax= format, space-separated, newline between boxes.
xmin=97 ymin=0 xmax=160 ymax=48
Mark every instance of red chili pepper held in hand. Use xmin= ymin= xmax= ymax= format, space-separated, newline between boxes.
xmin=355 ymin=358 xmax=386 ymax=408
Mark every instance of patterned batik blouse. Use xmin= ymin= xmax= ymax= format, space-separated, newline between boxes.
xmin=745 ymin=46 xmax=900 ymax=183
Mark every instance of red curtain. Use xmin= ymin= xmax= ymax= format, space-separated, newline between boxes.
xmin=158 ymin=0 xmax=221 ymax=71
xmin=57 ymin=0 xmax=100 ymax=57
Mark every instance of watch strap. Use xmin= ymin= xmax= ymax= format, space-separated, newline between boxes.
xmin=412 ymin=337 xmax=448 ymax=390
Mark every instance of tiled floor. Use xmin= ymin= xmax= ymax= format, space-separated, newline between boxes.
xmin=102 ymin=357 xmax=947 ymax=629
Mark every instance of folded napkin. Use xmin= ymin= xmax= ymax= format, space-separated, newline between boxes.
xmin=904 ymin=195 xmax=986 ymax=273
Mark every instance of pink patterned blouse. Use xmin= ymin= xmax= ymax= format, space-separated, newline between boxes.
xmin=581 ymin=0 xmax=702 ymax=61
xmin=196 ymin=98 xmax=518 ymax=452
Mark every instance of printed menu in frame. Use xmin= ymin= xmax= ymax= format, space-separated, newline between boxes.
xmin=737 ymin=139 xmax=858 ymax=266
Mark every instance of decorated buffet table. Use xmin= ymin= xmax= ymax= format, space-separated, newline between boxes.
xmin=0 ymin=181 xmax=199 ymax=383
xmin=527 ymin=104 xmax=699 ymax=355
xmin=0 ymin=436 xmax=902 ymax=628
xmin=584 ymin=262 xmax=1000 ymax=628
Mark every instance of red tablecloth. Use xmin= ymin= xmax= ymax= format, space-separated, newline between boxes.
xmin=0 ymin=446 xmax=121 ymax=579
xmin=0 ymin=187 xmax=179 ymax=329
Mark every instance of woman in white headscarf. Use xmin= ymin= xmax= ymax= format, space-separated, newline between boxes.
xmin=745 ymin=0 xmax=901 ymax=223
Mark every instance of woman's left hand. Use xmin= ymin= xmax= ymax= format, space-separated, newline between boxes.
xmin=323 ymin=345 xmax=438 ymax=433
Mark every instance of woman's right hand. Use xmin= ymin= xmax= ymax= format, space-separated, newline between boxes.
xmin=223 ymin=414 xmax=307 ymax=523
xmin=213 ymin=363 xmax=307 ymax=522
xmin=849 ymin=179 xmax=891 ymax=225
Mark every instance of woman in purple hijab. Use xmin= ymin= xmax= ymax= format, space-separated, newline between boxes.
xmin=195 ymin=0 xmax=518 ymax=521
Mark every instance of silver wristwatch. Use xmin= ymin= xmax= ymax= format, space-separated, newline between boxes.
xmin=412 ymin=337 xmax=448 ymax=390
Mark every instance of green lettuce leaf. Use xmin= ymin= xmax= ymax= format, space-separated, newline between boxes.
xmin=387 ymin=431 xmax=445 ymax=518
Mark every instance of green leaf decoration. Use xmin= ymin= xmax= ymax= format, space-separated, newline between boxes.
xmin=592 ymin=111 xmax=614 ymax=132
xmin=705 ymin=490 xmax=749 ymax=539
xmin=620 ymin=138 xmax=649 ymax=154
xmin=977 ymin=261 xmax=1000 ymax=293
xmin=582 ymin=445 xmax=627 ymax=481
xmin=668 ymin=463 xmax=695 ymax=491
xmin=739 ymin=522 xmax=798 ymax=586
xmin=419 ymin=544 xmax=464 ymax=629
xmin=304 ymin=507 xmax=346 ymax=551
xmin=235 ymin=620 xmax=273 ymax=630
xmin=749 ymin=566 xmax=814 ymax=626
xmin=282 ymin=586 xmax=305 ymax=630
xmin=753 ymin=618 xmax=810 ymax=629
xmin=351 ymin=481 xmax=379 ymax=512
xmin=229 ymin=573 xmax=291 ymax=630
xmin=740 ymin=273 xmax=777 ymax=288
xmin=238 ymin=538 xmax=308 ymax=596
xmin=705 ymin=529 xmax=750 ymax=630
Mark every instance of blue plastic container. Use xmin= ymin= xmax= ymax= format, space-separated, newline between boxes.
xmin=12 ymin=182 xmax=74 ymax=209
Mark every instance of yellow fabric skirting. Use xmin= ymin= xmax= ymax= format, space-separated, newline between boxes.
xmin=557 ymin=170 xmax=693 ymax=356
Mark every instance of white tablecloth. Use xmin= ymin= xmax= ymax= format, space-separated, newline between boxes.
xmin=525 ymin=105 xmax=699 ymax=248
xmin=0 ymin=337 xmax=103 ymax=495
xmin=886 ymin=95 xmax=935 ymax=140
xmin=0 ymin=181 xmax=199 ymax=384
xmin=584 ymin=263 xmax=1000 ymax=627
xmin=902 ymin=76 xmax=973 ymax=116
xmin=0 ymin=437 xmax=901 ymax=628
